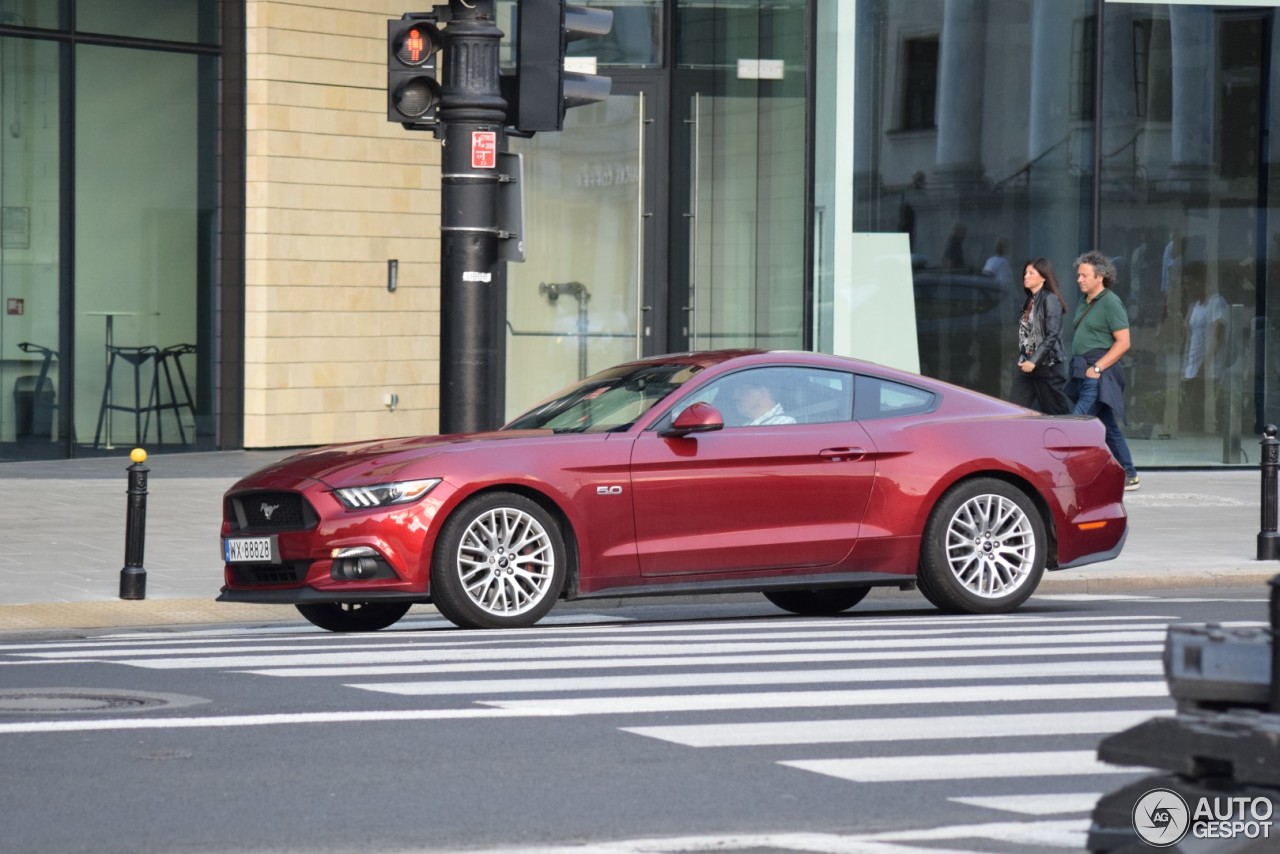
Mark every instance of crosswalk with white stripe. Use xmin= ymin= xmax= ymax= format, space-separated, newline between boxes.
xmin=2 ymin=611 xmax=1244 ymax=852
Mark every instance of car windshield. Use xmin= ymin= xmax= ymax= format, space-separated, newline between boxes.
xmin=504 ymin=362 xmax=704 ymax=433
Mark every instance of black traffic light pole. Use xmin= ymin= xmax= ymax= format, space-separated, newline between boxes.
xmin=389 ymin=2 xmax=611 ymax=432
xmin=438 ymin=0 xmax=506 ymax=433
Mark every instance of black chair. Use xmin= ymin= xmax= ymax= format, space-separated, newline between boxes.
xmin=149 ymin=343 xmax=197 ymax=444
xmin=94 ymin=345 xmax=162 ymax=448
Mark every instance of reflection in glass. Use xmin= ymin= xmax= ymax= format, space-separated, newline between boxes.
xmin=839 ymin=0 xmax=1092 ymax=402
xmin=0 ymin=0 xmax=65 ymax=30
xmin=76 ymin=0 xmax=216 ymax=44
xmin=506 ymin=96 xmax=644 ymax=420
xmin=0 ymin=36 xmax=60 ymax=459
xmin=1099 ymin=3 xmax=1267 ymax=466
xmin=825 ymin=0 xmax=1279 ymax=467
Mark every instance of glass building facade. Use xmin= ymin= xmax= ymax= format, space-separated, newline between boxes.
xmin=507 ymin=0 xmax=1280 ymax=469
xmin=0 ymin=0 xmax=218 ymax=461
xmin=3 ymin=0 xmax=1279 ymax=471
xmin=815 ymin=0 xmax=1280 ymax=467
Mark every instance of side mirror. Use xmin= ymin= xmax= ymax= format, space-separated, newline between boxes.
xmin=660 ymin=402 xmax=724 ymax=438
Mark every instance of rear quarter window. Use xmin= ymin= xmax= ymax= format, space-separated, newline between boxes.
xmin=854 ymin=375 xmax=937 ymax=420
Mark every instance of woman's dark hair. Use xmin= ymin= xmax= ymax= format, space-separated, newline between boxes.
xmin=1022 ymin=257 xmax=1067 ymax=313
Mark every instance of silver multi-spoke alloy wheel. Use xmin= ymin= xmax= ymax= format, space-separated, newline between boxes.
xmin=944 ymin=492 xmax=1036 ymax=598
xmin=431 ymin=491 xmax=567 ymax=629
xmin=458 ymin=506 xmax=556 ymax=617
xmin=918 ymin=477 xmax=1046 ymax=614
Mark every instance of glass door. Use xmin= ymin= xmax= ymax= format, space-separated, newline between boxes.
xmin=505 ymin=92 xmax=650 ymax=419
xmin=671 ymin=0 xmax=808 ymax=352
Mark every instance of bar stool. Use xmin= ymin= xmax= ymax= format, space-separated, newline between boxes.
xmin=94 ymin=345 xmax=161 ymax=449
xmin=149 ymin=343 xmax=197 ymax=444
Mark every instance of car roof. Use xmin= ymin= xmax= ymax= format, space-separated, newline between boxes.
xmin=627 ymin=349 xmax=924 ymax=384
xmin=624 ymin=349 xmax=1024 ymax=419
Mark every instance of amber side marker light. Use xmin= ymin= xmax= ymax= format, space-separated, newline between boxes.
xmin=1077 ymin=521 xmax=1109 ymax=531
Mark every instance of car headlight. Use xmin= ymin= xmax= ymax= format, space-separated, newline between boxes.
xmin=333 ymin=478 xmax=441 ymax=509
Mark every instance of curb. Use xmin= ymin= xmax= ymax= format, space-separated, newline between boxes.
xmin=1038 ymin=568 xmax=1280 ymax=593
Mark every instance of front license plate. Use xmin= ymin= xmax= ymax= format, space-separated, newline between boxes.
xmin=224 ymin=536 xmax=279 ymax=564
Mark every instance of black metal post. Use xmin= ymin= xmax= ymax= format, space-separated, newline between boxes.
xmin=438 ymin=0 xmax=506 ymax=434
xmin=119 ymin=448 xmax=149 ymax=599
xmin=1259 ymin=425 xmax=1280 ymax=560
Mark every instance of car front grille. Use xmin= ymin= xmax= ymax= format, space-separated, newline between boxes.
xmin=228 ymin=562 xmax=309 ymax=586
xmin=227 ymin=491 xmax=317 ymax=533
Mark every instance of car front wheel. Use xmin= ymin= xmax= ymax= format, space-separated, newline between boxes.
xmin=918 ymin=478 xmax=1046 ymax=614
xmin=295 ymin=601 xmax=412 ymax=632
xmin=430 ymin=491 xmax=567 ymax=629
xmin=763 ymin=587 xmax=870 ymax=616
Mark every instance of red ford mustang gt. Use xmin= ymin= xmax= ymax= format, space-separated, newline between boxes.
xmin=218 ymin=350 xmax=1127 ymax=631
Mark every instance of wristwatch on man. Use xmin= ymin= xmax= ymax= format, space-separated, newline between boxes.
xmin=1089 ymin=363 xmax=1103 ymax=376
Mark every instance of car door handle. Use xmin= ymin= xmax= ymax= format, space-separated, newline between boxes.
xmin=819 ymin=447 xmax=865 ymax=462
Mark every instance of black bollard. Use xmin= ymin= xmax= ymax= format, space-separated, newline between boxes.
xmin=119 ymin=448 xmax=149 ymax=600
xmin=1259 ymin=425 xmax=1280 ymax=560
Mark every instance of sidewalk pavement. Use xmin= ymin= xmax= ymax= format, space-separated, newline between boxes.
xmin=1 ymin=450 xmax=1277 ymax=632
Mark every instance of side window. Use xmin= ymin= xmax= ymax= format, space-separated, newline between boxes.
xmin=854 ymin=375 xmax=937 ymax=420
xmin=789 ymin=369 xmax=854 ymax=424
xmin=667 ymin=366 xmax=854 ymax=427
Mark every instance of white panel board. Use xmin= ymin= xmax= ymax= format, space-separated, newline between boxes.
xmin=833 ymin=232 xmax=919 ymax=373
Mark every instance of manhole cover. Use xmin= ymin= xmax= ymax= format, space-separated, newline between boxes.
xmin=0 ymin=688 xmax=207 ymax=715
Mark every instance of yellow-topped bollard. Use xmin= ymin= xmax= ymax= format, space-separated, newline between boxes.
xmin=120 ymin=448 xmax=150 ymax=600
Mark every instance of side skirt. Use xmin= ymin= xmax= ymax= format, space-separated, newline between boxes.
xmin=569 ymin=571 xmax=916 ymax=602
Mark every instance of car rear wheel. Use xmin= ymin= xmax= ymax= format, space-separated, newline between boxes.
xmin=918 ymin=478 xmax=1046 ymax=614
xmin=763 ymin=587 xmax=870 ymax=616
xmin=430 ymin=491 xmax=566 ymax=629
xmin=295 ymin=601 xmax=412 ymax=632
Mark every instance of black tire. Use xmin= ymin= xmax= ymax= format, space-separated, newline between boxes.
xmin=430 ymin=491 xmax=567 ymax=629
xmin=763 ymin=587 xmax=870 ymax=616
xmin=918 ymin=477 xmax=1046 ymax=614
xmin=295 ymin=601 xmax=411 ymax=632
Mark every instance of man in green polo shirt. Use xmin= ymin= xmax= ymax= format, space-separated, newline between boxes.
xmin=1070 ymin=250 xmax=1139 ymax=490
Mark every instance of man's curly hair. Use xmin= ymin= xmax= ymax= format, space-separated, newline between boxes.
xmin=1074 ymin=250 xmax=1116 ymax=288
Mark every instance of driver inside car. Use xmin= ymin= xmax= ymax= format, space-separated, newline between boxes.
xmin=731 ymin=379 xmax=796 ymax=426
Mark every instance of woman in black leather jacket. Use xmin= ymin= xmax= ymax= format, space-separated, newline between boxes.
xmin=1010 ymin=257 xmax=1071 ymax=414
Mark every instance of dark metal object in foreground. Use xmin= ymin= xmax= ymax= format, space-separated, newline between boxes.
xmin=1273 ymin=577 xmax=1280 ymax=713
xmin=1165 ymin=624 xmax=1272 ymax=711
xmin=1088 ymin=574 xmax=1280 ymax=851
xmin=119 ymin=449 xmax=149 ymax=600
xmin=1259 ymin=425 xmax=1280 ymax=560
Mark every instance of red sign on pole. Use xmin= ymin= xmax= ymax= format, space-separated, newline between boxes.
xmin=471 ymin=131 xmax=497 ymax=169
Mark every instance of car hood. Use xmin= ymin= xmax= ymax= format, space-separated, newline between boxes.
xmin=233 ymin=430 xmax=551 ymax=490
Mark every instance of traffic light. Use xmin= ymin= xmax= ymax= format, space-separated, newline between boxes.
xmin=512 ymin=0 xmax=613 ymax=133
xmin=387 ymin=16 xmax=443 ymax=129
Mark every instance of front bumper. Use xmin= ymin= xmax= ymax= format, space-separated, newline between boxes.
xmin=217 ymin=587 xmax=429 ymax=605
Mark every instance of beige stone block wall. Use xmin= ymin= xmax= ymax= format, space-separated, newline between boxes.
xmin=243 ymin=0 xmax=440 ymax=448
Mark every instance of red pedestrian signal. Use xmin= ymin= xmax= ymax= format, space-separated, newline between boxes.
xmin=387 ymin=18 xmax=443 ymax=128
xmin=396 ymin=26 xmax=430 ymax=66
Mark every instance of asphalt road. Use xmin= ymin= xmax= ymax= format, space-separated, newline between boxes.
xmin=0 ymin=586 xmax=1272 ymax=854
